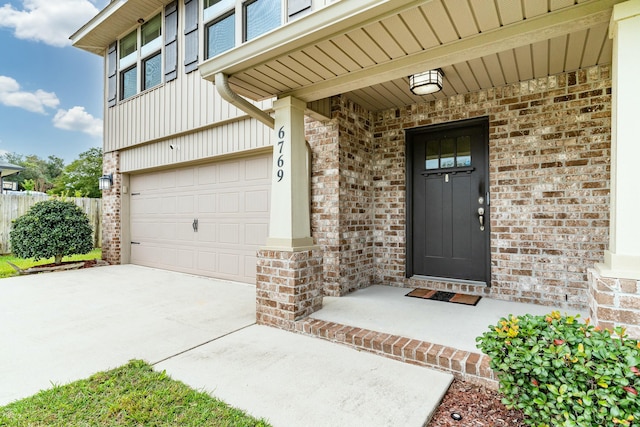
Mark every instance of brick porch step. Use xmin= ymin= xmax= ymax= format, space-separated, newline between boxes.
xmin=294 ymin=317 xmax=498 ymax=389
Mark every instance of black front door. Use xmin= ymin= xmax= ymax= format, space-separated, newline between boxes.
xmin=407 ymin=118 xmax=490 ymax=284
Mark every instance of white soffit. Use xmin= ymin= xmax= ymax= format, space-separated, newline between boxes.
xmin=71 ymin=0 xmax=174 ymax=55
xmin=201 ymin=0 xmax=620 ymax=111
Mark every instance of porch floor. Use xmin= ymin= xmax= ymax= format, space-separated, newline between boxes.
xmin=311 ymin=285 xmax=588 ymax=354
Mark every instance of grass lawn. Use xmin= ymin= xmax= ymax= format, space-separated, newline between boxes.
xmin=0 ymin=248 xmax=102 ymax=279
xmin=0 ymin=360 xmax=271 ymax=427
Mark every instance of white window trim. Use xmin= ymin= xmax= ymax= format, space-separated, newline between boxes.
xmin=118 ymin=11 xmax=164 ymax=101
xmin=203 ymin=0 xmax=234 ymax=22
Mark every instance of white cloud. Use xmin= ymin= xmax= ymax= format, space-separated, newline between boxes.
xmin=53 ymin=106 xmax=103 ymax=137
xmin=0 ymin=75 xmax=59 ymax=113
xmin=0 ymin=0 xmax=100 ymax=47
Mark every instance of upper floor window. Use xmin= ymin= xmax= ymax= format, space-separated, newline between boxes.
xmin=244 ymin=0 xmax=280 ymax=41
xmin=119 ymin=13 xmax=163 ymax=100
xmin=204 ymin=0 xmax=281 ymax=60
xmin=107 ymin=1 xmax=178 ymax=107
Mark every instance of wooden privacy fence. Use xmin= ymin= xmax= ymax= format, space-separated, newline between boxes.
xmin=0 ymin=194 xmax=102 ymax=254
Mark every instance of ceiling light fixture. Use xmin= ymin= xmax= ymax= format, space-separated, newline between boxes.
xmin=409 ymin=69 xmax=443 ymax=95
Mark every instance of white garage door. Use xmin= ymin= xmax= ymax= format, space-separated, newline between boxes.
xmin=129 ymin=154 xmax=271 ymax=283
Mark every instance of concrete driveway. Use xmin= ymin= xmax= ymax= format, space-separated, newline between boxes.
xmin=0 ymin=264 xmax=452 ymax=427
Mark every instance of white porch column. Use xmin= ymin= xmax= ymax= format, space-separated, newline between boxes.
xmin=597 ymin=0 xmax=640 ymax=280
xmin=264 ymin=96 xmax=315 ymax=251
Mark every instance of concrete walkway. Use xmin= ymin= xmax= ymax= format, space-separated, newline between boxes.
xmin=0 ymin=265 xmax=452 ymax=426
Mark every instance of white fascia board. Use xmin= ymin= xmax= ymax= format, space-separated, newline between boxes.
xmin=198 ymin=0 xmax=429 ymax=83
xmin=70 ymin=0 xmax=128 ymax=54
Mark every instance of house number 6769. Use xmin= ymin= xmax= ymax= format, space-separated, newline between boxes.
xmin=276 ymin=126 xmax=285 ymax=182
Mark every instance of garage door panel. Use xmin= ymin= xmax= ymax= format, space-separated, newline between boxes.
xmin=218 ymin=253 xmax=240 ymax=275
xmin=198 ymin=164 xmax=217 ymax=184
xmin=161 ymin=196 xmax=177 ymax=213
xmin=219 ymin=193 xmax=239 ymax=213
xmin=160 ymin=170 xmax=177 ymax=188
xmin=219 ymin=224 xmax=240 ymax=244
xmin=244 ymin=255 xmax=257 ymax=281
xmin=219 ymin=162 xmax=240 ymax=183
xmin=245 ymin=157 xmax=270 ymax=180
xmin=197 ymin=251 xmax=218 ymax=272
xmin=245 ymin=190 xmax=269 ymax=212
xmin=245 ymin=223 xmax=268 ymax=245
xmin=130 ymin=153 xmax=271 ymax=283
xmin=177 ymin=168 xmax=195 ymax=187
xmin=198 ymin=194 xmax=217 ymax=213
xmin=177 ymin=249 xmax=194 ymax=268
xmin=197 ymin=223 xmax=217 ymax=243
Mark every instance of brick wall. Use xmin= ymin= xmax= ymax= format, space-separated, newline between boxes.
xmin=372 ymin=66 xmax=611 ymax=309
xmin=306 ymin=97 xmax=375 ymax=296
xmin=589 ymin=269 xmax=640 ymax=338
xmin=101 ymin=150 xmax=121 ymax=265
xmin=306 ymin=116 xmax=341 ymax=295
xmin=256 ymin=249 xmax=323 ymax=328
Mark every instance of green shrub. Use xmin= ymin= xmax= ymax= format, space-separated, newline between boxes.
xmin=476 ymin=311 xmax=640 ymax=427
xmin=10 ymin=199 xmax=94 ymax=265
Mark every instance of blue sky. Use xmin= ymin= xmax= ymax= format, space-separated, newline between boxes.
xmin=0 ymin=0 xmax=110 ymax=162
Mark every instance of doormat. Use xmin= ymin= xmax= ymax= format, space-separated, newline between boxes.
xmin=405 ymin=289 xmax=481 ymax=306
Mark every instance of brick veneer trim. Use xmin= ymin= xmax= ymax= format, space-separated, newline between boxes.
xmin=256 ymin=249 xmax=324 ymax=327
xmin=588 ymin=268 xmax=640 ymax=339
xmin=294 ymin=317 xmax=498 ymax=390
xmin=101 ymin=151 xmax=121 ymax=265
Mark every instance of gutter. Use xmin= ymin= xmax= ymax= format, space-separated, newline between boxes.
xmin=213 ymin=72 xmax=311 ymax=202
xmin=214 ymin=73 xmax=275 ymax=129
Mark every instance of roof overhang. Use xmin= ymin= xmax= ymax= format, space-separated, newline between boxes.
xmin=71 ymin=0 xmax=173 ymax=55
xmin=199 ymin=0 xmax=620 ymax=109
xmin=0 ymin=162 xmax=25 ymax=178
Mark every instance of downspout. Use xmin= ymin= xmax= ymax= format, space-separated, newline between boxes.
xmin=214 ymin=72 xmax=313 ymax=203
xmin=215 ymin=72 xmax=275 ymax=129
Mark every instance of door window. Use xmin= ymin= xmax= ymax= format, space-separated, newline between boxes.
xmin=424 ymin=136 xmax=473 ymax=170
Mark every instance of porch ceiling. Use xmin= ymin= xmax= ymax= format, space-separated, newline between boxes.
xmin=199 ymin=0 xmax=620 ymax=112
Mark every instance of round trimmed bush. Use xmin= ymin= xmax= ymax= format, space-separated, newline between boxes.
xmin=10 ymin=199 xmax=94 ymax=264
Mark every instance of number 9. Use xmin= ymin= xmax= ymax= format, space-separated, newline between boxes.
xmin=277 ymin=169 xmax=284 ymax=182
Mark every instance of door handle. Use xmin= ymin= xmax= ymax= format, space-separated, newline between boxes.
xmin=192 ymin=218 xmax=198 ymax=232
xmin=478 ymin=207 xmax=485 ymax=231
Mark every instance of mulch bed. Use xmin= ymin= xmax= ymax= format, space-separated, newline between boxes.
xmin=33 ymin=259 xmax=103 ymax=269
xmin=428 ymin=379 xmax=525 ymax=426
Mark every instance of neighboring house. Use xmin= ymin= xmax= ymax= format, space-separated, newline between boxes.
xmin=72 ymin=0 xmax=640 ymax=337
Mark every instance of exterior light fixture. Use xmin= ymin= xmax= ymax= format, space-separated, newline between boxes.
xmin=99 ymin=173 xmax=113 ymax=191
xmin=409 ymin=69 xmax=443 ymax=95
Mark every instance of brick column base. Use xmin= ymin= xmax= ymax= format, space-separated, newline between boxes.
xmin=588 ymin=268 xmax=640 ymax=338
xmin=256 ymin=249 xmax=323 ymax=329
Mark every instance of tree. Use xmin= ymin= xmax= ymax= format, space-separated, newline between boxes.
xmin=51 ymin=147 xmax=102 ymax=198
xmin=1 ymin=153 xmax=64 ymax=192
xmin=10 ymin=200 xmax=94 ymax=264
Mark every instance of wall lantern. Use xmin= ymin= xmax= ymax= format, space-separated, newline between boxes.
xmin=409 ymin=69 xmax=443 ymax=95
xmin=98 ymin=173 xmax=113 ymax=191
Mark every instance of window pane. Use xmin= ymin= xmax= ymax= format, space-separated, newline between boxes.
xmin=425 ymin=140 xmax=439 ymax=170
xmin=204 ymin=0 xmax=222 ymax=7
xmin=245 ymin=0 xmax=281 ymax=41
xmin=141 ymin=14 xmax=162 ymax=46
xmin=456 ymin=136 xmax=471 ymax=167
xmin=143 ymin=53 xmax=162 ymax=90
xmin=440 ymin=138 xmax=455 ymax=168
xmin=122 ymin=66 xmax=137 ymax=99
xmin=120 ymin=30 xmax=137 ymax=59
xmin=207 ymin=12 xmax=235 ymax=58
